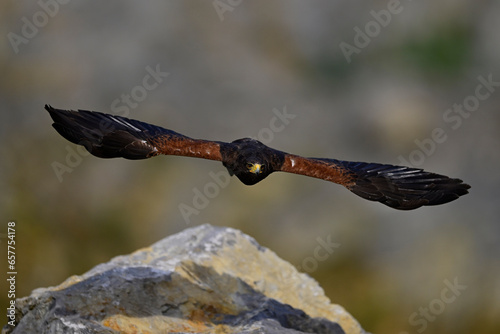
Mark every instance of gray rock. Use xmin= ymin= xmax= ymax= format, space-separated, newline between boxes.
xmin=2 ymin=224 xmax=366 ymax=334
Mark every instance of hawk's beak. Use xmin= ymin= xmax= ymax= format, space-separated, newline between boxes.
xmin=248 ymin=163 xmax=262 ymax=174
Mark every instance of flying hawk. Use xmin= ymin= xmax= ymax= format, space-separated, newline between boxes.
xmin=46 ymin=105 xmax=470 ymax=210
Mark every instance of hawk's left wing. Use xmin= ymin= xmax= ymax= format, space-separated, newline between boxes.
xmin=279 ymin=154 xmax=470 ymax=210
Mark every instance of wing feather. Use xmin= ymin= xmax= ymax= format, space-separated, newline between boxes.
xmin=280 ymin=154 xmax=470 ymax=210
xmin=46 ymin=105 xmax=222 ymax=161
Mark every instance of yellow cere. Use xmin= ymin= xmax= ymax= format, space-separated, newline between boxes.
xmin=248 ymin=163 xmax=262 ymax=174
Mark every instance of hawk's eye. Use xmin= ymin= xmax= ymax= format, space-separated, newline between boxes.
xmin=246 ymin=163 xmax=253 ymax=169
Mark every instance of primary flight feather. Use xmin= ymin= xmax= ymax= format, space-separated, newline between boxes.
xmin=46 ymin=105 xmax=470 ymax=210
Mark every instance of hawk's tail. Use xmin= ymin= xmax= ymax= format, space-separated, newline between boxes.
xmin=337 ymin=160 xmax=470 ymax=210
xmin=45 ymin=105 xmax=159 ymax=159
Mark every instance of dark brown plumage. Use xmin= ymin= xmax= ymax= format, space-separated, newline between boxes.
xmin=46 ymin=105 xmax=470 ymax=210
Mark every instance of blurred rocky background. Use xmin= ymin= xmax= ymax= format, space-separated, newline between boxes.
xmin=1 ymin=1 xmax=499 ymax=333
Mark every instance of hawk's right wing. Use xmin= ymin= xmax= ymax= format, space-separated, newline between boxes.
xmin=46 ymin=105 xmax=223 ymax=161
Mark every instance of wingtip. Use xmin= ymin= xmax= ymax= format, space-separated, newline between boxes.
xmin=341 ymin=161 xmax=471 ymax=210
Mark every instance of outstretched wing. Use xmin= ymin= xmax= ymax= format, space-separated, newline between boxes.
xmin=280 ymin=154 xmax=470 ymax=210
xmin=46 ymin=105 xmax=223 ymax=161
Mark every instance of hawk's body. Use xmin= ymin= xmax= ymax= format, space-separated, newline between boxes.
xmin=46 ymin=105 xmax=470 ymax=210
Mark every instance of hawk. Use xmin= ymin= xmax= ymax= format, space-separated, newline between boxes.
xmin=46 ymin=105 xmax=470 ymax=210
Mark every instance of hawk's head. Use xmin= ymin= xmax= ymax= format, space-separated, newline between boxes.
xmin=221 ymin=138 xmax=285 ymax=186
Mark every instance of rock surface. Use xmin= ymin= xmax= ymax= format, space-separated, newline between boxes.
xmin=3 ymin=224 xmax=366 ymax=334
